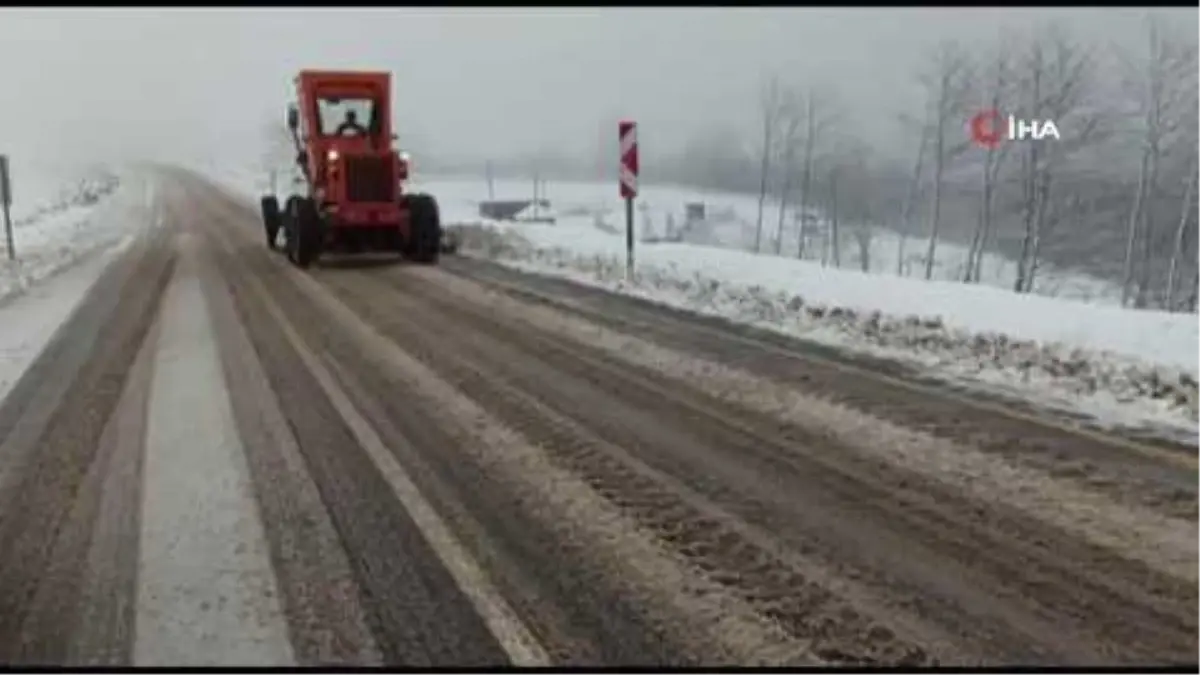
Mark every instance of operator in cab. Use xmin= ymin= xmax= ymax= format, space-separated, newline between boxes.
xmin=336 ymin=109 xmax=368 ymax=137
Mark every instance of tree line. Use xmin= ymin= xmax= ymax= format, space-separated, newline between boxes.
xmin=661 ymin=16 xmax=1199 ymax=312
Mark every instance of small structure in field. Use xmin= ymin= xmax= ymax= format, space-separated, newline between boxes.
xmin=477 ymin=173 xmax=556 ymax=224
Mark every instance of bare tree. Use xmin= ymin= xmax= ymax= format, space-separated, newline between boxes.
xmin=1119 ymin=16 xmax=1197 ymax=307
xmin=1185 ymin=233 xmax=1200 ymax=312
xmin=825 ymin=157 xmax=841 ymax=267
xmin=833 ymin=138 xmax=875 ymax=270
xmin=1164 ymin=39 xmax=1200 ymax=311
xmin=1187 ymin=264 xmax=1200 ymax=313
xmin=773 ymin=86 xmax=805 ymax=255
xmin=1120 ymin=147 xmax=1151 ymax=305
xmin=817 ymin=130 xmax=875 ymax=271
xmin=1027 ymin=189 xmax=1087 ymax=293
xmin=919 ymin=39 xmax=973 ymax=280
xmin=854 ymin=226 xmax=873 ymax=273
xmin=965 ymin=37 xmax=1016 ymax=283
xmin=1131 ymin=19 xmax=1167 ymax=308
xmin=1165 ymin=155 xmax=1198 ymax=309
xmin=895 ymin=112 xmax=929 ymax=276
xmin=1012 ymin=38 xmax=1048 ymax=293
xmin=795 ymin=85 xmax=839 ymax=260
xmin=754 ymin=74 xmax=785 ymax=253
xmin=1013 ymin=25 xmax=1097 ymax=294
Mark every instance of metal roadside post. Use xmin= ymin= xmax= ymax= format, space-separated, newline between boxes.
xmin=0 ymin=155 xmax=13 ymax=261
xmin=619 ymin=120 xmax=638 ymax=280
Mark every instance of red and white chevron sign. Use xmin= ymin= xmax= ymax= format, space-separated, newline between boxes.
xmin=619 ymin=120 xmax=638 ymax=199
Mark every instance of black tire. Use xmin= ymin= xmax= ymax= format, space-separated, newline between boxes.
xmin=285 ymin=196 xmax=323 ymax=268
xmin=283 ymin=196 xmax=300 ymax=264
xmin=261 ymin=195 xmax=282 ymax=250
xmin=405 ymin=193 xmax=441 ymax=264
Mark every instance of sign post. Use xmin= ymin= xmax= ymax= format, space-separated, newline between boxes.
xmin=619 ymin=120 xmax=638 ymax=279
xmin=0 ymin=155 xmax=12 ymax=261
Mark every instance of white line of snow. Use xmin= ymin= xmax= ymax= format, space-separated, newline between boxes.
xmin=135 ymin=234 xmax=294 ymax=667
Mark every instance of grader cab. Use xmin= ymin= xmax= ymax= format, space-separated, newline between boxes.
xmin=259 ymin=70 xmax=442 ymax=268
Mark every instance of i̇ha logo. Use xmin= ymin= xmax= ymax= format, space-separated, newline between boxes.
xmin=969 ymin=109 xmax=1060 ymax=148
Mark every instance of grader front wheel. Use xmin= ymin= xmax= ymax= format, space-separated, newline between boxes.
xmin=285 ymin=196 xmax=323 ymax=268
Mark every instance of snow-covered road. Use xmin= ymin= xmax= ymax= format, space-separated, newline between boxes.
xmin=0 ymin=165 xmax=1193 ymax=667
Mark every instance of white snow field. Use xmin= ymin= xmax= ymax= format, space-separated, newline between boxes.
xmin=221 ymin=166 xmax=1199 ymax=444
xmin=0 ymin=163 xmax=157 ymax=401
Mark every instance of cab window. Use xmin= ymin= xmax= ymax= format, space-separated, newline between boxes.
xmin=316 ymin=97 xmax=377 ymax=137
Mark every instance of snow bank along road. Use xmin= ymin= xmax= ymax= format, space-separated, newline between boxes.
xmin=0 ymin=168 xmax=1195 ymax=667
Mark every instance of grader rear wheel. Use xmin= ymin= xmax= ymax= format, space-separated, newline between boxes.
xmin=261 ymin=195 xmax=282 ymax=250
xmin=404 ymin=193 xmax=441 ymax=265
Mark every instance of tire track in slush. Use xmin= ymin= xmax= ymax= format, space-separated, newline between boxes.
xmin=16 ymin=316 xmax=160 ymax=664
xmin=198 ymin=180 xmax=819 ymax=664
xmin=252 ymin=243 xmax=823 ymax=666
xmin=441 ymin=258 xmax=1197 ymax=507
xmin=322 ymin=270 xmax=966 ymax=665
xmin=199 ymin=206 xmax=715 ymax=662
xmin=65 ymin=311 xmax=156 ymax=665
xmin=0 ymin=232 xmax=176 ymax=663
xmin=197 ymin=197 xmax=517 ymax=667
xmin=353 ymin=264 xmax=1196 ymax=664
xmin=418 ymin=267 xmax=1197 ymax=585
xmin=241 ymin=263 xmax=550 ymax=667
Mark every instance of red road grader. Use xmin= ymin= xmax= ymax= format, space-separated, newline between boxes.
xmin=260 ymin=70 xmax=442 ymax=268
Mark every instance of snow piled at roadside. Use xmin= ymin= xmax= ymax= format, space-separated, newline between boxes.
xmin=454 ymin=223 xmax=1199 ymax=444
xmin=0 ymin=167 xmax=136 ymax=304
xmin=0 ymin=164 xmax=158 ymax=403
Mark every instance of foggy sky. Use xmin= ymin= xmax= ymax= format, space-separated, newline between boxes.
xmin=0 ymin=7 xmax=1193 ymax=169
